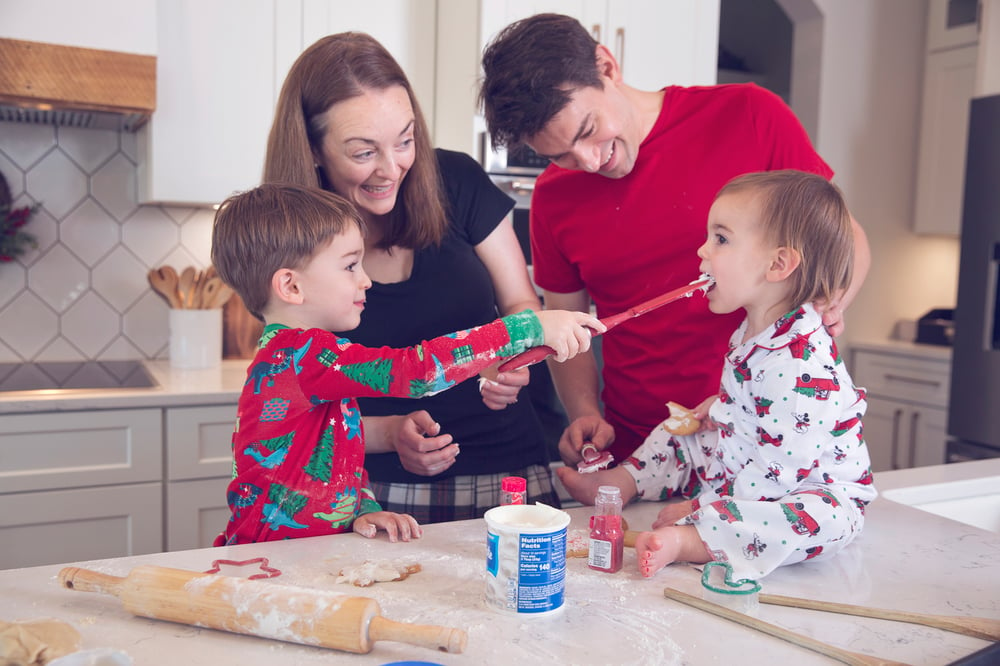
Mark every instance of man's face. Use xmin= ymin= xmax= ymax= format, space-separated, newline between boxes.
xmin=525 ymin=81 xmax=640 ymax=179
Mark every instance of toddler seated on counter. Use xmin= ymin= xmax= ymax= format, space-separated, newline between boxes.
xmin=210 ymin=183 xmax=603 ymax=545
xmin=557 ymin=171 xmax=877 ymax=580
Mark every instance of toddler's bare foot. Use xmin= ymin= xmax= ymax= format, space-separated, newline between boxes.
xmin=635 ymin=527 xmax=684 ymax=577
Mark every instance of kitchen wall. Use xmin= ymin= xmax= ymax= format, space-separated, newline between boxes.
xmin=811 ymin=0 xmax=962 ymax=348
xmin=0 ymin=122 xmax=215 ymax=363
xmin=0 ymin=0 xmax=964 ymax=363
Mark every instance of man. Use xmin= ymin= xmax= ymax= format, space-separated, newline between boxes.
xmin=479 ymin=13 xmax=870 ymax=467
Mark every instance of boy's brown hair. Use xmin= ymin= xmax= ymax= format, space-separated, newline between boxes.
xmin=718 ymin=170 xmax=854 ymax=309
xmin=211 ymin=183 xmax=365 ymax=321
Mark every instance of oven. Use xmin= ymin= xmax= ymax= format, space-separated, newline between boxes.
xmin=480 ymin=134 xmax=547 ymax=268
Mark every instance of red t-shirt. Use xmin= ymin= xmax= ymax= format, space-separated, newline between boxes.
xmin=530 ymin=83 xmax=834 ymax=460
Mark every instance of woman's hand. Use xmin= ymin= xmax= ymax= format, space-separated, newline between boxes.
xmin=479 ymin=366 xmax=530 ymax=410
xmin=386 ymin=411 xmax=460 ymax=476
xmin=353 ymin=511 xmax=421 ymax=542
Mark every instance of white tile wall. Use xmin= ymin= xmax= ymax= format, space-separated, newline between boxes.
xmin=0 ymin=122 xmax=217 ymax=363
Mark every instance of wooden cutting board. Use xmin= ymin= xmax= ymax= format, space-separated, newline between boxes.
xmin=222 ymin=293 xmax=263 ymax=359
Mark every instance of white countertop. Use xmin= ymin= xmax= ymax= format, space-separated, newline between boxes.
xmin=1 ymin=460 xmax=998 ymax=665
xmin=850 ymin=338 xmax=953 ymax=362
xmin=0 ymin=360 xmax=248 ymax=414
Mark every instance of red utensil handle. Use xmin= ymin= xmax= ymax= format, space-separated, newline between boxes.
xmin=498 ymin=345 xmax=555 ymax=372
xmin=498 ymin=276 xmax=712 ymax=373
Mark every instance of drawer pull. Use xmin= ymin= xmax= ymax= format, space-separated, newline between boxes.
xmin=891 ymin=409 xmax=903 ymax=470
xmin=884 ymin=373 xmax=942 ymax=388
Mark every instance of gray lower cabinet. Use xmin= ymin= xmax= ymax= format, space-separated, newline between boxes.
xmin=0 ymin=403 xmax=238 ymax=569
xmin=851 ymin=345 xmax=951 ymax=472
xmin=164 ymin=405 xmax=235 ymax=551
xmin=0 ymin=409 xmax=163 ymax=568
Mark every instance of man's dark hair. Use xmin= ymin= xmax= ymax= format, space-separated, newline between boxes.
xmin=479 ymin=13 xmax=602 ymax=149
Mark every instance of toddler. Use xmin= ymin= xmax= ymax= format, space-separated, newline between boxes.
xmin=557 ymin=170 xmax=875 ymax=579
xmin=211 ymin=183 xmax=603 ymax=545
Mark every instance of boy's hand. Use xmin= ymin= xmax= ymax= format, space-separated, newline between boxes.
xmin=536 ymin=310 xmax=606 ymax=362
xmin=353 ymin=511 xmax=421 ymax=542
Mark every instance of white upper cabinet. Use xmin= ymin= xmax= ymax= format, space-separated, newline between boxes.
xmin=437 ymin=0 xmax=720 ymax=158
xmin=137 ymin=0 xmax=279 ymax=205
xmin=913 ymin=44 xmax=978 ymax=235
xmin=0 ymin=0 xmax=156 ymax=54
xmin=586 ymin=0 xmax=720 ymax=89
xmin=913 ymin=0 xmax=981 ymax=235
xmin=138 ymin=0 xmax=434 ymax=206
xmin=926 ymin=0 xmax=979 ymax=52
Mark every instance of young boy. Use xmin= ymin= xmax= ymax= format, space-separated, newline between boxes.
xmin=557 ymin=171 xmax=876 ymax=580
xmin=211 ymin=184 xmax=603 ymax=545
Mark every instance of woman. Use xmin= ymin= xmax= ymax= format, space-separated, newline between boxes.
xmin=262 ymin=32 xmax=560 ymax=522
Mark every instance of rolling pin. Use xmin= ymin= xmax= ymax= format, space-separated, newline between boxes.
xmin=59 ymin=565 xmax=466 ymax=655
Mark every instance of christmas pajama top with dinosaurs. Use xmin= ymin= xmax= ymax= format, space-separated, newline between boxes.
xmin=215 ymin=310 xmax=543 ymax=545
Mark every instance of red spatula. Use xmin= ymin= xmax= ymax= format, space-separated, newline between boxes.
xmin=499 ymin=274 xmax=714 ymax=372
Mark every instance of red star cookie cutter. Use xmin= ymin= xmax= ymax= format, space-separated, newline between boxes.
xmin=204 ymin=557 xmax=282 ymax=580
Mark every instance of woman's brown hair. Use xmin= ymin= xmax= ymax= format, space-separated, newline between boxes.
xmin=263 ymin=32 xmax=447 ymax=250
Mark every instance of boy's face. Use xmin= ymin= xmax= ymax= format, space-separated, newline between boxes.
xmin=294 ymin=223 xmax=372 ymax=332
xmin=525 ymin=79 xmax=640 ymax=179
xmin=696 ymin=191 xmax=774 ymax=315
xmin=312 ymin=85 xmax=416 ymax=222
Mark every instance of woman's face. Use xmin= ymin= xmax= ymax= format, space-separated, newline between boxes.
xmin=312 ymin=85 xmax=416 ymax=221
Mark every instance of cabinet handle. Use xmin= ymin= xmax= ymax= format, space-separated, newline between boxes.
xmin=510 ymin=180 xmax=535 ymax=196
xmin=890 ymin=409 xmax=903 ymax=470
xmin=591 ymin=24 xmax=601 ymax=43
xmin=908 ymin=411 xmax=920 ymax=467
xmin=615 ymin=27 xmax=625 ymax=70
xmin=884 ymin=373 xmax=941 ymax=388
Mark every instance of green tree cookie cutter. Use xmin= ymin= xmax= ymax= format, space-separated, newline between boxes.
xmin=701 ymin=561 xmax=761 ymax=595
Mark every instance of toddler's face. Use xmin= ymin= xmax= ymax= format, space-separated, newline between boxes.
xmin=295 ymin=224 xmax=372 ymax=331
xmin=696 ymin=192 xmax=774 ymax=315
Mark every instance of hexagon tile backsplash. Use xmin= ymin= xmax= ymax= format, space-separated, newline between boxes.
xmin=0 ymin=122 xmax=218 ymax=363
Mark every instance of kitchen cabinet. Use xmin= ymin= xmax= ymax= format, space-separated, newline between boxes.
xmin=851 ymin=343 xmax=952 ymax=472
xmin=0 ymin=409 xmax=163 ymax=568
xmin=581 ymin=0 xmax=720 ymax=91
xmin=164 ymin=405 xmax=235 ymax=550
xmin=138 ymin=0 xmax=434 ymax=206
xmin=913 ymin=44 xmax=978 ymax=235
xmin=926 ymin=0 xmax=980 ymax=52
xmin=436 ymin=0 xmax=719 ymax=157
xmin=0 ymin=402 xmax=242 ymax=566
xmin=0 ymin=0 xmax=156 ymax=55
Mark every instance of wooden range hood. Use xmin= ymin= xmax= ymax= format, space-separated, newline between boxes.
xmin=0 ymin=38 xmax=155 ymax=132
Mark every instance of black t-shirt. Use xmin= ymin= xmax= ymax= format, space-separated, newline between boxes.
xmin=341 ymin=149 xmax=547 ymax=483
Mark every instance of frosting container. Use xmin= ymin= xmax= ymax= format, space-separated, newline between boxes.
xmin=484 ymin=503 xmax=570 ymax=615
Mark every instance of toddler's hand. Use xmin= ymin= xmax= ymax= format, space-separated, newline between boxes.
xmin=353 ymin=511 xmax=422 ymax=542
xmin=536 ymin=310 xmax=605 ymax=362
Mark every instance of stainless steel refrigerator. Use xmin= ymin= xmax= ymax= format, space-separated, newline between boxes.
xmin=948 ymin=93 xmax=1000 ymax=461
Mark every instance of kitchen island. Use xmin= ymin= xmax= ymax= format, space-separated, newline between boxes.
xmin=1 ymin=461 xmax=998 ymax=666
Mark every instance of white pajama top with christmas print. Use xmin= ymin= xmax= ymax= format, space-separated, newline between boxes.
xmin=624 ymin=303 xmax=876 ymax=579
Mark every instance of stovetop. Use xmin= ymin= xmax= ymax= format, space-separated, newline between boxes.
xmin=0 ymin=360 xmax=158 ymax=393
